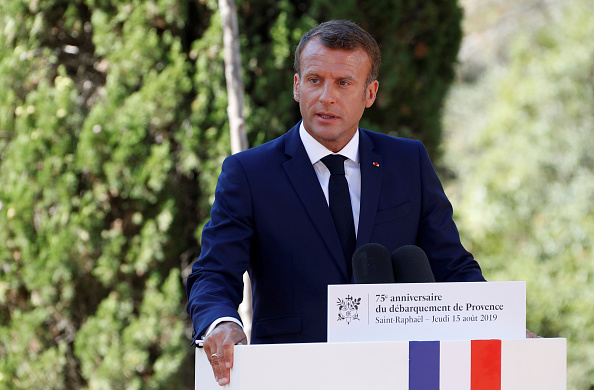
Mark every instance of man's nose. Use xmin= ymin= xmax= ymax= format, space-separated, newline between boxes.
xmin=319 ymin=83 xmax=336 ymax=104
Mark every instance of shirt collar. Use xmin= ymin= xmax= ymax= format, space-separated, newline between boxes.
xmin=299 ymin=122 xmax=360 ymax=165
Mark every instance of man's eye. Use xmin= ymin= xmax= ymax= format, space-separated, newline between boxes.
xmin=339 ymin=81 xmax=350 ymax=86
xmin=310 ymin=78 xmax=319 ymax=84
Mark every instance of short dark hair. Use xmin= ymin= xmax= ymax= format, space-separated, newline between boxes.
xmin=294 ymin=20 xmax=381 ymax=85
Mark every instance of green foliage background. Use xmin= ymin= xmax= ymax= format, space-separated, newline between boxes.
xmin=0 ymin=0 xmax=463 ymax=388
xmin=444 ymin=0 xmax=594 ymax=388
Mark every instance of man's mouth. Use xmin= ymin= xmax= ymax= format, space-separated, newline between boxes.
xmin=318 ymin=113 xmax=337 ymax=119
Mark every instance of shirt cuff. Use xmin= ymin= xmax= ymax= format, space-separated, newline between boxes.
xmin=198 ymin=317 xmax=244 ymax=344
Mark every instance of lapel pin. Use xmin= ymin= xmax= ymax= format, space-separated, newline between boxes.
xmin=373 ymin=162 xmax=380 ymax=167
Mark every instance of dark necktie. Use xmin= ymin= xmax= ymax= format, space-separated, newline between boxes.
xmin=321 ymin=154 xmax=356 ymax=277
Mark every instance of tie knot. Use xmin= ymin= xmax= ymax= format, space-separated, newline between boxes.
xmin=321 ymin=154 xmax=347 ymax=175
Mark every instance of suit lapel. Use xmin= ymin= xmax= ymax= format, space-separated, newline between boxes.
xmin=357 ymin=130 xmax=382 ymax=247
xmin=282 ymin=125 xmax=350 ymax=279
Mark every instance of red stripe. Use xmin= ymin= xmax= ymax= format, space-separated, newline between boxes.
xmin=471 ymin=339 xmax=501 ymax=390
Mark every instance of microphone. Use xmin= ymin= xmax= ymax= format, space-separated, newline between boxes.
xmin=391 ymin=245 xmax=435 ymax=283
xmin=352 ymin=243 xmax=395 ymax=284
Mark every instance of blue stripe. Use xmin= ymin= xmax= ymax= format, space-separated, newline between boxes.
xmin=409 ymin=341 xmax=440 ymax=390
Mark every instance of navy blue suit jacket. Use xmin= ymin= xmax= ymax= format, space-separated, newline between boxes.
xmin=186 ymin=123 xmax=485 ymax=344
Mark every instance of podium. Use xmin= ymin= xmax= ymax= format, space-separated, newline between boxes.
xmin=196 ymin=280 xmax=565 ymax=388
xmin=195 ymin=338 xmax=566 ymax=389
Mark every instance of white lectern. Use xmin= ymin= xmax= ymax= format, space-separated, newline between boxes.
xmin=196 ymin=281 xmax=565 ymax=389
xmin=195 ymin=338 xmax=566 ymax=389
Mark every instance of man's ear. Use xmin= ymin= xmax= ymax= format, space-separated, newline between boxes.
xmin=293 ymin=74 xmax=300 ymax=102
xmin=365 ymin=80 xmax=379 ymax=108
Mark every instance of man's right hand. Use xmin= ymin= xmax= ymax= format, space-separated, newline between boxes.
xmin=203 ymin=321 xmax=248 ymax=386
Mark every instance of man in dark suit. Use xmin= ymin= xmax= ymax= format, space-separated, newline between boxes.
xmin=186 ymin=20 xmax=485 ymax=386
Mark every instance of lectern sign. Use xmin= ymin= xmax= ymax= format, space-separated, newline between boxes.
xmin=328 ymin=281 xmax=526 ymax=342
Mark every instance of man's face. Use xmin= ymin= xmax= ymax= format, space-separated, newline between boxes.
xmin=293 ymin=37 xmax=379 ymax=153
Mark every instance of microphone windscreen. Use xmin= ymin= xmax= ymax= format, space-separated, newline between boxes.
xmin=352 ymin=243 xmax=394 ymax=284
xmin=391 ymin=245 xmax=435 ymax=283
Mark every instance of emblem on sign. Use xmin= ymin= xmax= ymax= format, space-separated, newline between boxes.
xmin=337 ymin=295 xmax=361 ymax=324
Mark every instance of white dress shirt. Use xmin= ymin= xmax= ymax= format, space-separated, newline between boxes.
xmin=299 ymin=122 xmax=361 ymax=235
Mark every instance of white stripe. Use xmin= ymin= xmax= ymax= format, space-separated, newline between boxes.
xmin=440 ymin=340 xmax=471 ymax=390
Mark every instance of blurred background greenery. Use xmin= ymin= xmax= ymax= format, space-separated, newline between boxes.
xmin=444 ymin=0 xmax=593 ymax=388
xmin=0 ymin=0 xmax=591 ymax=388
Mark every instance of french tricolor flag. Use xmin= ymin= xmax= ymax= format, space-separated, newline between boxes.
xmin=410 ymin=340 xmax=502 ymax=389
xmin=409 ymin=339 xmax=565 ymax=390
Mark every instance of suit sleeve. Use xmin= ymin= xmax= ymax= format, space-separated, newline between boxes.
xmin=186 ymin=154 xmax=254 ymax=338
xmin=415 ymin=141 xmax=486 ymax=282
